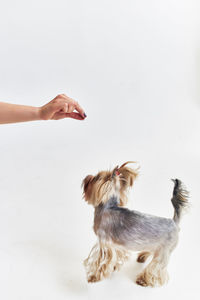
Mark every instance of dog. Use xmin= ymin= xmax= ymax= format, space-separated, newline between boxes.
xmin=82 ymin=161 xmax=189 ymax=287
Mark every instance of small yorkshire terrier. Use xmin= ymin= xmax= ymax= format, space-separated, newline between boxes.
xmin=82 ymin=162 xmax=189 ymax=287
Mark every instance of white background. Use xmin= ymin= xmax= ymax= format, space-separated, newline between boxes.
xmin=0 ymin=0 xmax=199 ymax=299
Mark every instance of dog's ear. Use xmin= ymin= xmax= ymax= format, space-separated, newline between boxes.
xmin=118 ymin=162 xmax=139 ymax=187
xmin=118 ymin=163 xmax=139 ymax=206
xmin=127 ymin=167 xmax=138 ymax=186
xmin=120 ymin=167 xmax=138 ymax=187
xmin=82 ymin=175 xmax=93 ymax=202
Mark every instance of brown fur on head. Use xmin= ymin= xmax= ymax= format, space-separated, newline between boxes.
xmin=82 ymin=162 xmax=139 ymax=207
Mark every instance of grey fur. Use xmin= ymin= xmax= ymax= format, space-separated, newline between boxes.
xmin=94 ymin=195 xmax=178 ymax=252
xmin=94 ymin=179 xmax=188 ymax=252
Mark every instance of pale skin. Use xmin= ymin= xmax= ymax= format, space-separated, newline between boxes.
xmin=0 ymin=94 xmax=87 ymax=124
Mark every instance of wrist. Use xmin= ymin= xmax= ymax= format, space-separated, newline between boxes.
xmin=34 ymin=106 xmax=43 ymax=121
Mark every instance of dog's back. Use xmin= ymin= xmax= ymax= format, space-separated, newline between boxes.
xmin=94 ymin=195 xmax=179 ymax=252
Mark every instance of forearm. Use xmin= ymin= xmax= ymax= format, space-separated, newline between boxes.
xmin=0 ymin=102 xmax=41 ymax=124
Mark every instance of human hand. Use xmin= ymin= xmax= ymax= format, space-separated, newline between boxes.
xmin=39 ymin=94 xmax=87 ymax=121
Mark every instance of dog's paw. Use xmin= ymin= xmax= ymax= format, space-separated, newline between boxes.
xmin=87 ymin=275 xmax=100 ymax=283
xmin=136 ymin=276 xmax=148 ymax=287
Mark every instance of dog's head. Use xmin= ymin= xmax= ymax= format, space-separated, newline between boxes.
xmin=82 ymin=162 xmax=139 ymax=207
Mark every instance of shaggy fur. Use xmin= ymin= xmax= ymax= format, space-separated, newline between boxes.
xmin=82 ymin=162 xmax=189 ymax=287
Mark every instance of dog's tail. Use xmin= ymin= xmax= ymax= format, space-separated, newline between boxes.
xmin=171 ymin=179 xmax=189 ymax=224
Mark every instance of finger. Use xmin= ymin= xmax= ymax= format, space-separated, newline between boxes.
xmin=60 ymin=103 xmax=69 ymax=113
xmin=74 ymin=102 xmax=86 ymax=118
xmin=65 ymin=112 xmax=85 ymax=120
xmin=54 ymin=95 xmax=86 ymax=118
xmin=67 ymin=104 xmax=75 ymax=114
xmin=54 ymin=98 xmax=76 ymax=114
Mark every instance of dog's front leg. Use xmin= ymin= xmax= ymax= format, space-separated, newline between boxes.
xmin=84 ymin=242 xmax=129 ymax=283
